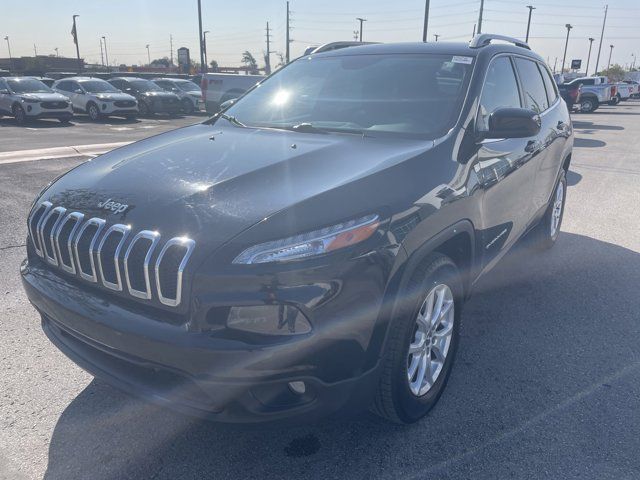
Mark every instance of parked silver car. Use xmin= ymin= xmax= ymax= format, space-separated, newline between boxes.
xmin=52 ymin=77 xmax=138 ymax=121
xmin=0 ymin=77 xmax=73 ymax=124
xmin=152 ymin=78 xmax=203 ymax=114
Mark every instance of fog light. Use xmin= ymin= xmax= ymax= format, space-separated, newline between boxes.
xmin=227 ymin=305 xmax=311 ymax=335
xmin=288 ymin=381 xmax=306 ymax=395
xmin=27 ymin=105 xmax=32 ymax=112
xmin=102 ymin=104 xmax=107 ymax=110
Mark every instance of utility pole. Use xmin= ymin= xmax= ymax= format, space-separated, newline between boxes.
xmin=477 ymin=0 xmax=485 ymax=35
xmin=33 ymin=44 xmax=38 ymax=56
xmin=72 ymin=14 xmax=81 ymax=72
xmin=146 ymin=44 xmax=151 ymax=65
xmin=422 ymin=0 xmax=430 ymax=42
xmin=434 ymin=34 xmax=440 ymax=42
xmin=102 ymin=36 xmax=109 ymax=68
xmin=99 ymin=38 xmax=104 ymax=66
xmin=553 ymin=57 xmax=558 ymax=74
xmin=525 ymin=5 xmax=535 ymax=43
xmin=197 ymin=0 xmax=205 ymax=73
xmin=54 ymin=47 xmax=59 ymax=58
xmin=472 ymin=24 xmax=476 ymax=37
xmin=632 ymin=53 xmax=636 ymax=70
xmin=265 ymin=22 xmax=272 ymax=74
xmin=203 ymin=31 xmax=209 ymax=72
xmin=353 ymin=30 xmax=359 ymax=41
xmin=356 ymin=18 xmax=366 ymax=42
xmin=585 ymin=37 xmax=594 ymax=75
xmin=607 ymin=44 xmax=614 ymax=70
xmin=561 ymin=24 xmax=572 ymax=74
xmin=170 ymin=34 xmax=174 ymax=66
xmin=594 ymin=4 xmax=608 ymax=75
xmin=285 ymin=1 xmax=291 ymax=63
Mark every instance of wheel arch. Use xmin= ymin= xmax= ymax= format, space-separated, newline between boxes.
xmin=364 ymin=220 xmax=477 ymax=370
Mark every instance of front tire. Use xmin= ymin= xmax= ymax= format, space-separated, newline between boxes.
xmin=372 ymin=254 xmax=462 ymax=424
xmin=138 ymin=101 xmax=151 ymax=116
xmin=13 ymin=105 xmax=27 ymax=125
xmin=87 ymin=102 xmax=101 ymax=121
xmin=181 ymin=98 xmax=195 ymax=114
xmin=530 ymin=170 xmax=567 ymax=250
xmin=580 ymin=97 xmax=598 ymax=113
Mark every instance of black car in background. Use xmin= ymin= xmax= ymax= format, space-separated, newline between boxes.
xmin=108 ymin=77 xmax=181 ymax=115
xmin=22 ymin=35 xmax=573 ymax=425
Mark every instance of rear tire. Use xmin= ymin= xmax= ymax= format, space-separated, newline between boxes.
xmin=139 ymin=101 xmax=151 ymax=116
xmin=529 ymin=170 xmax=567 ymax=251
xmin=181 ymin=98 xmax=195 ymax=114
xmin=372 ymin=253 xmax=462 ymax=424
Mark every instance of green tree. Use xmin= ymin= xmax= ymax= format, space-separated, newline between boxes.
xmin=209 ymin=59 xmax=219 ymax=72
xmin=241 ymin=51 xmax=259 ymax=74
xmin=599 ymin=64 xmax=626 ymax=82
xmin=150 ymin=57 xmax=171 ymax=68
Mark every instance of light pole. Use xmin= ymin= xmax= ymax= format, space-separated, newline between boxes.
xmin=72 ymin=14 xmax=82 ymax=72
xmin=525 ymin=5 xmax=535 ymax=43
xmin=4 ymin=36 xmax=12 ymax=72
xmin=632 ymin=53 xmax=637 ymax=70
xmin=55 ymin=47 xmax=59 ymax=58
xmin=422 ymin=0 xmax=430 ymax=42
xmin=607 ymin=44 xmax=614 ymax=70
xmin=203 ymin=30 xmax=209 ymax=72
xmin=146 ymin=44 xmax=151 ymax=65
xmin=434 ymin=34 xmax=440 ymax=42
xmin=356 ymin=17 xmax=367 ymax=42
xmin=585 ymin=37 xmax=594 ymax=76
xmin=561 ymin=23 xmax=572 ymax=74
xmin=197 ymin=0 xmax=205 ymax=73
xmin=594 ymin=4 xmax=608 ymax=75
xmin=102 ymin=36 xmax=109 ymax=68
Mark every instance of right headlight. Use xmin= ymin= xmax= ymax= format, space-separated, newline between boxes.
xmin=232 ymin=214 xmax=380 ymax=265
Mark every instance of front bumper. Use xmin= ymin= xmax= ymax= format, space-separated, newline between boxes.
xmin=24 ymin=103 xmax=73 ymax=119
xmin=21 ymin=252 xmax=390 ymax=423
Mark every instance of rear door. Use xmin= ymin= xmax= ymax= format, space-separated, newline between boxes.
xmin=512 ymin=57 xmax=561 ymax=217
xmin=473 ymin=55 xmax=539 ymax=266
xmin=0 ymin=78 xmax=10 ymax=113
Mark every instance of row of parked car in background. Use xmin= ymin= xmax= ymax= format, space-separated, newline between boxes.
xmin=0 ymin=75 xmax=205 ymax=124
xmin=1 ymin=65 xmax=639 ymax=125
xmin=557 ymin=75 xmax=640 ymax=113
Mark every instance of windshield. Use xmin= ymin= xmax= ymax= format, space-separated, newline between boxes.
xmin=7 ymin=78 xmax=52 ymax=94
xmin=176 ymin=81 xmax=201 ymax=92
xmin=224 ymin=54 xmax=473 ymax=137
xmin=129 ymin=79 xmax=163 ymax=92
xmin=80 ymin=80 xmax=120 ymax=93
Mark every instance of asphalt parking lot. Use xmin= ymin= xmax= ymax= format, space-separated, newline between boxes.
xmin=1 ymin=102 xmax=639 ymax=480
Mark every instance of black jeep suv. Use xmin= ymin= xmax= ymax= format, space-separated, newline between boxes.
xmin=21 ymin=35 xmax=573 ymax=424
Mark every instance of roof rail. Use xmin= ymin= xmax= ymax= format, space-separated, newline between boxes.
xmin=469 ymin=34 xmax=530 ymax=50
xmin=304 ymin=41 xmax=379 ymax=56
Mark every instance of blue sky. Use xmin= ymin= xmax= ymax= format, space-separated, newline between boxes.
xmin=3 ymin=0 xmax=639 ymax=71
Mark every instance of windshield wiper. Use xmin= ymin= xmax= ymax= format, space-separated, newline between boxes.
xmin=289 ymin=122 xmax=327 ymax=134
xmin=218 ymin=112 xmax=246 ymax=127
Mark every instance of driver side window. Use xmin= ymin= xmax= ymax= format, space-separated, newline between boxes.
xmin=477 ymin=56 xmax=522 ymax=132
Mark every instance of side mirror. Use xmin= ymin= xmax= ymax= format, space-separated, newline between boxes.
xmin=220 ymin=98 xmax=237 ymax=110
xmin=484 ymin=107 xmax=541 ymax=139
xmin=74 ymin=88 xmax=83 ymax=94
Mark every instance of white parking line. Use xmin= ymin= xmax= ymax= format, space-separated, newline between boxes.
xmin=0 ymin=142 xmax=132 ymax=166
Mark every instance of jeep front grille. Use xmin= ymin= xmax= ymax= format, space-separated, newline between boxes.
xmin=28 ymin=201 xmax=195 ymax=307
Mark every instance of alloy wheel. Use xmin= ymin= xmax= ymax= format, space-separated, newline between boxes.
xmin=407 ymin=283 xmax=455 ymax=397
xmin=550 ymin=180 xmax=564 ymax=237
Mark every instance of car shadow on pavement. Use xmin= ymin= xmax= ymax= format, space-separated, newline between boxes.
xmin=43 ymin=232 xmax=640 ymax=480
xmin=572 ymin=121 xmax=624 ymax=132
xmin=566 ymin=170 xmax=582 ymax=186
xmin=574 ymin=138 xmax=606 ymax=148
xmin=70 ymin=116 xmax=141 ymax=125
xmin=0 ymin=118 xmax=72 ymax=129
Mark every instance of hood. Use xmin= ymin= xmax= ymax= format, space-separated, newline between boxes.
xmin=93 ymin=92 xmax=136 ymax=102
xmin=41 ymin=121 xmax=433 ymax=253
xmin=20 ymin=92 xmax=69 ymax=102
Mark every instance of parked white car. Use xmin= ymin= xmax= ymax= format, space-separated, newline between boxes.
xmin=0 ymin=77 xmax=73 ymax=124
xmin=152 ymin=78 xmax=203 ymax=114
xmin=52 ymin=77 xmax=138 ymax=121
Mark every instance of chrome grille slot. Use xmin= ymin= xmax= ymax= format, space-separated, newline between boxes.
xmin=40 ymin=207 xmax=66 ymax=266
xmin=28 ymin=201 xmax=52 ymax=257
xmin=54 ymin=212 xmax=84 ymax=274
xmin=28 ymin=201 xmax=195 ymax=307
xmin=124 ymin=230 xmax=160 ymax=299
xmin=73 ymin=218 xmax=106 ymax=283
xmin=155 ymin=238 xmax=195 ymax=307
xmin=97 ymin=224 xmax=131 ymax=291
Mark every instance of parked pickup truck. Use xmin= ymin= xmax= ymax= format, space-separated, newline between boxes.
xmin=200 ymin=73 xmax=264 ymax=114
xmin=560 ymin=77 xmax=613 ymax=113
xmin=557 ymin=82 xmax=581 ymax=111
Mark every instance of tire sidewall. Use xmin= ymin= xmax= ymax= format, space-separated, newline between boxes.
xmin=13 ymin=105 xmax=26 ymax=125
xmin=548 ymin=170 xmax=567 ymax=243
xmin=87 ymin=102 xmax=100 ymax=121
xmin=581 ymin=98 xmax=594 ymax=112
xmin=181 ymin=98 xmax=194 ymax=114
xmin=139 ymin=100 xmax=150 ymax=115
xmin=391 ymin=258 xmax=463 ymax=423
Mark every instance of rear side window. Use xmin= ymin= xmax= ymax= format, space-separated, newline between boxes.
xmin=539 ymin=64 xmax=558 ymax=105
xmin=477 ymin=56 xmax=521 ymax=131
xmin=514 ymin=58 xmax=549 ymax=113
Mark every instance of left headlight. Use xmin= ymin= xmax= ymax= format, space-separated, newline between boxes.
xmin=21 ymin=97 xmax=40 ymax=103
xmin=233 ymin=214 xmax=380 ymax=264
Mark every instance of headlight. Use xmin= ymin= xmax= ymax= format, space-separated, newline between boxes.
xmin=233 ymin=214 xmax=379 ymax=264
xmin=97 ymin=97 xmax=114 ymax=102
xmin=21 ymin=97 xmax=40 ymax=103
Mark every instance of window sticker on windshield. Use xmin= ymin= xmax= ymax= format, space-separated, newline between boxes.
xmin=452 ymin=56 xmax=473 ymax=64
